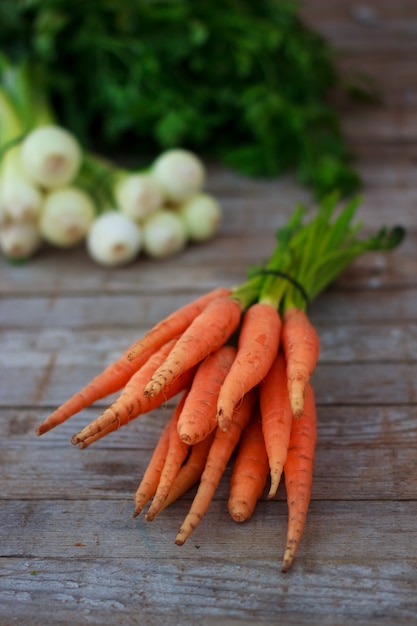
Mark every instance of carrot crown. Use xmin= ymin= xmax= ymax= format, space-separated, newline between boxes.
xmin=231 ymin=192 xmax=405 ymax=313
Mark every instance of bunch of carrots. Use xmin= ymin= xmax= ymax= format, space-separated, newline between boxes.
xmin=35 ymin=194 xmax=404 ymax=572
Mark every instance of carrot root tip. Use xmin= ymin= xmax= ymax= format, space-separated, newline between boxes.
xmin=281 ymin=553 xmax=295 ymax=573
xmin=217 ymin=412 xmax=231 ymax=432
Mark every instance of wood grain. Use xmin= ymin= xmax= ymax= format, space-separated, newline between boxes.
xmin=1 ymin=2 xmax=417 ymax=624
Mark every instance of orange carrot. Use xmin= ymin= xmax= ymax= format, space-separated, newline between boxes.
xmin=127 ymin=287 xmax=231 ymax=361
xmin=144 ymin=295 xmax=242 ymax=398
xmin=227 ymin=406 xmax=269 ymax=522
xmin=70 ymin=338 xmax=194 ymax=448
xmin=259 ymin=351 xmax=293 ymax=498
xmin=145 ymin=390 xmax=191 ymax=521
xmin=37 ymin=287 xmax=231 ymax=437
xmin=177 ymin=345 xmax=237 ymax=445
xmin=35 ymin=343 xmax=156 ymax=436
xmin=217 ymin=302 xmax=281 ymax=432
xmin=175 ymin=389 xmax=256 ymax=546
xmin=281 ymin=307 xmax=320 ymax=419
xmin=281 ymin=383 xmax=317 ymax=573
xmin=133 ymin=420 xmax=171 ymax=517
xmin=160 ymin=431 xmax=216 ymax=512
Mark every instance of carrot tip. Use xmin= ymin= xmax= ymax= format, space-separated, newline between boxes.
xmin=281 ymin=544 xmax=297 ymax=573
xmin=268 ymin=468 xmax=283 ymax=499
xmin=175 ymin=539 xmax=185 ymax=546
xmin=143 ymin=384 xmax=159 ymax=398
xmin=146 ymin=495 xmax=169 ymax=522
xmin=179 ymin=433 xmax=192 ymax=445
xmin=218 ymin=415 xmax=231 ymax=432
xmin=281 ymin=554 xmax=295 ymax=573
xmin=126 ymin=346 xmax=144 ymax=361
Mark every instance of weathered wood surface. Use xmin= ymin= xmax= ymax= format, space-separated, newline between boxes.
xmin=1 ymin=2 xmax=417 ymax=625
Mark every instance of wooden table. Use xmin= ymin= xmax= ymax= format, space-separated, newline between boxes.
xmin=1 ymin=2 xmax=417 ymax=624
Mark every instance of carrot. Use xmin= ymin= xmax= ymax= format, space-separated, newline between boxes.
xmin=133 ymin=420 xmax=171 ymax=517
xmin=281 ymin=383 xmax=317 ymax=573
xmin=177 ymin=345 xmax=237 ymax=445
xmin=143 ymin=295 xmax=243 ymax=399
xmin=145 ymin=390 xmax=191 ymax=522
xmin=259 ymin=351 xmax=293 ymax=498
xmin=127 ymin=287 xmax=231 ymax=361
xmin=35 ymin=343 xmax=156 ymax=436
xmin=160 ymin=431 xmax=216 ymax=512
xmin=175 ymin=389 xmax=257 ymax=546
xmin=70 ymin=338 xmax=194 ymax=448
xmin=37 ymin=287 xmax=231 ymax=437
xmin=227 ymin=405 xmax=269 ymax=522
xmin=281 ymin=307 xmax=320 ymax=419
xmin=217 ymin=302 xmax=281 ymax=432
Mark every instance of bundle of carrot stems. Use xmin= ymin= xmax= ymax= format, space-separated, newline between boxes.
xmin=36 ymin=193 xmax=404 ymax=572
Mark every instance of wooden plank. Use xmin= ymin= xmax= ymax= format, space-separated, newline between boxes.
xmin=1 ymin=286 xmax=416 ymax=332
xmin=1 ymin=185 xmax=415 ymax=298
xmin=1 ymin=558 xmax=415 ymax=626
xmin=0 ymin=353 xmax=416 ymax=407
xmin=2 ymin=243 xmax=414 ymax=295
xmin=2 ymin=402 xmax=417 ymax=501
xmin=300 ymin=0 xmax=417 ymax=22
xmin=3 ymin=402 xmax=417 ymax=451
xmin=1 ymin=502 xmax=416 ymax=626
xmin=2 ymin=320 xmax=417 ymax=367
xmin=3 ymin=433 xmax=417 ymax=501
xmin=302 ymin=15 xmax=417 ymax=54
xmin=2 ymin=499 xmax=417 ymax=562
xmin=342 ymin=108 xmax=417 ymax=146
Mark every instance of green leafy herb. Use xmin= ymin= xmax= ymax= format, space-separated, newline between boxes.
xmin=0 ymin=0 xmax=364 ymax=197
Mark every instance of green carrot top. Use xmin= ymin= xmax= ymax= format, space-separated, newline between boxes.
xmin=232 ymin=193 xmax=405 ymax=313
